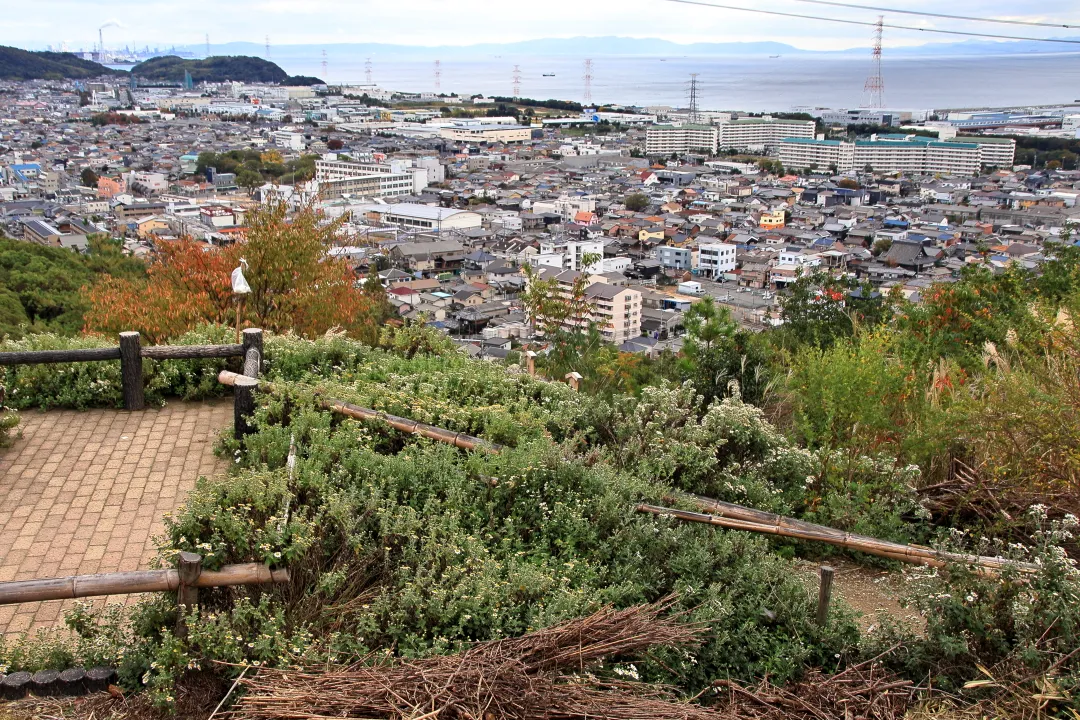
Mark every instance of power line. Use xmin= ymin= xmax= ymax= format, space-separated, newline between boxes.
xmin=789 ymin=0 xmax=1080 ymax=30
xmin=664 ymin=0 xmax=1080 ymax=44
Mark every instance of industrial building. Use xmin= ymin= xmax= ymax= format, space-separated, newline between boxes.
xmin=438 ymin=123 xmax=532 ymax=144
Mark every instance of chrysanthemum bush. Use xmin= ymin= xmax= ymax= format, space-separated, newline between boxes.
xmin=868 ymin=506 xmax=1080 ymax=705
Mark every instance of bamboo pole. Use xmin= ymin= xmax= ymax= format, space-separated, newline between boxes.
xmin=635 ymin=504 xmax=1037 ymax=574
xmin=0 ymin=563 xmax=290 ymax=606
xmin=683 ymin=493 xmax=1030 ymax=574
xmin=217 ymin=371 xmax=503 ymax=453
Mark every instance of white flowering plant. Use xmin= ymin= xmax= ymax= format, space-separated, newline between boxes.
xmin=868 ymin=508 xmax=1080 ymax=705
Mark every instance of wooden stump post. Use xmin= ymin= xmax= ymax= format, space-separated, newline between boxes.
xmin=176 ymin=551 xmax=203 ymax=637
xmin=234 ymin=376 xmax=259 ymax=441
xmin=565 ymin=371 xmax=583 ymax=391
xmin=816 ymin=565 xmax=835 ymax=626
xmin=525 ymin=350 xmax=537 ymax=377
xmin=118 ymin=331 xmax=144 ymax=411
xmin=242 ymin=328 xmax=263 ymax=376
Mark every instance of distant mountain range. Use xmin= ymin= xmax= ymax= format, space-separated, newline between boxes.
xmin=182 ymin=35 xmax=1080 ymax=60
xmin=0 ymin=46 xmax=121 ymax=81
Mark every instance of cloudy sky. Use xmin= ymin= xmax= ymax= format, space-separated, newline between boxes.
xmin=6 ymin=0 xmax=1080 ymax=51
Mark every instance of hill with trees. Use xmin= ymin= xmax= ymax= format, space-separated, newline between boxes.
xmin=0 ymin=45 xmax=121 ymax=80
xmin=130 ymin=55 xmax=322 ymax=85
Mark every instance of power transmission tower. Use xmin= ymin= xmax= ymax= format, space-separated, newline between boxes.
xmin=863 ymin=16 xmax=885 ymax=108
xmin=265 ymin=35 xmax=270 ymax=59
xmin=434 ymin=60 xmax=441 ymax=91
xmin=365 ymin=57 xmax=373 ymax=85
xmin=512 ymin=65 xmax=522 ymax=98
xmin=321 ymin=49 xmax=328 ymax=81
xmin=688 ymin=73 xmax=700 ymax=123
xmin=583 ymin=59 xmax=593 ymax=106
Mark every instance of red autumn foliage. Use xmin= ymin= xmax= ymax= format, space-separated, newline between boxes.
xmin=82 ymin=201 xmax=390 ymax=343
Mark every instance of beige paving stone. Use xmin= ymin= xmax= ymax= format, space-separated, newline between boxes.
xmin=0 ymin=400 xmax=230 ymax=636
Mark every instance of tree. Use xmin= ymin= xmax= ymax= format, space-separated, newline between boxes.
xmin=624 ymin=193 xmax=649 ymax=212
xmin=679 ymin=297 xmax=772 ymax=406
xmin=872 ymin=237 xmax=893 ymax=256
xmin=327 ymin=138 xmax=344 ymax=151
xmin=778 ymin=270 xmax=889 ymax=351
xmin=80 ymin=168 xmax=99 ymax=188
xmin=83 ymin=200 xmax=387 ymax=344
xmin=236 ymin=169 xmax=263 ymax=194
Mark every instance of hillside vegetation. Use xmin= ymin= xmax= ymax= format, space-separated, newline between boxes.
xmin=0 ymin=45 xmax=120 ymax=80
xmin=130 ymin=55 xmax=322 ymax=85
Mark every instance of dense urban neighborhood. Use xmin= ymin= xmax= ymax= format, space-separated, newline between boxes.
xmin=4 ymin=73 xmax=1078 ymax=358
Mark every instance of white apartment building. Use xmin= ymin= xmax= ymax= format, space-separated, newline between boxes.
xmin=532 ymin=195 xmax=597 ymax=222
xmin=314 ymin=158 xmax=428 ymax=200
xmin=696 ymin=242 xmax=738 ymax=279
xmin=716 ymin=117 xmax=816 ymax=151
xmin=645 ymin=124 xmax=719 ymax=155
xmin=778 ymin=135 xmax=989 ymax=175
xmin=955 ymin=136 xmax=1017 ymax=168
xmin=271 ymin=130 xmax=305 ymax=151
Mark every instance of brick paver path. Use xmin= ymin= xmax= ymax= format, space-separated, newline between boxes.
xmin=0 ymin=401 xmax=231 ymax=636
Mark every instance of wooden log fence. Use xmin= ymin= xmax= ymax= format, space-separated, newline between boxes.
xmin=0 ymin=330 xmax=260 ymax=411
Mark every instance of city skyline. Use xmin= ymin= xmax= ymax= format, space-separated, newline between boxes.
xmin=6 ymin=0 xmax=1080 ymax=53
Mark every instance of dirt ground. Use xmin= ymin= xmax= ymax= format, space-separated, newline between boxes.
xmin=796 ymin=558 xmax=924 ymax=633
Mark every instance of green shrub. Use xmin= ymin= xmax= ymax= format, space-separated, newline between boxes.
xmin=869 ymin=508 xmax=1080 ymax=699
xmin=0 ymin=407 xmax=18 ymax=447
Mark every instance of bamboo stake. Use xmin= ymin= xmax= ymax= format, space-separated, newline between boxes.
xmin=0 ymin=563 xmax=290 ymax=606
xmin=217 ymin=371 xmax=503 ymax=453
xmin=683 ymin=493 xmax=1031 ymax=573
xmin=636 ymin=504 xmax=1037 ymax=574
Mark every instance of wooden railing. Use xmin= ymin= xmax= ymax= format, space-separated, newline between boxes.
xmin=0 ymin=329 xmax=263 ymax=412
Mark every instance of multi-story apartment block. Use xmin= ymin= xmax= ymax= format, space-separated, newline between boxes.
xmin=716 ymin=117 xmax=816 ymax=151
xmin=314 ymin=158 xmax=427 ymax=200
xmin=532 ymin=268 xmax=642 ymax=345
xmin=645 ymin=124 xmax=719 ymax=155
xmin=584 ymin=282 xmax=642 ymax=345
xmin=778 ymin=134 xmax=999 ymax=175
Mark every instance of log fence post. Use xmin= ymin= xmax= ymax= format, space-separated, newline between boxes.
xmin=177 ymin=551 xmax=203 ymax=637
xmin=235 ymin=329 xmax=263 ymax=442
xmin=118 ymin=331 xmax=144 ymax=411
xmin=816 ymin=565 xmax=835 ymax=626
xmin=234 ymin=376 xmax=259 ymax=441
xmin=242 ymin=328 xmax=263 ymax=376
